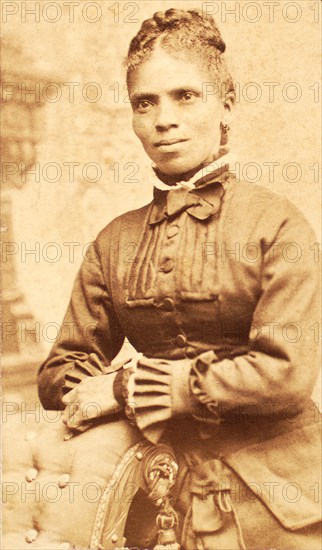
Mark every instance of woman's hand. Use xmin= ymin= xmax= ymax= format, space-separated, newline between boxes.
xmin=61 ymin=372 xmax=122 ymax=433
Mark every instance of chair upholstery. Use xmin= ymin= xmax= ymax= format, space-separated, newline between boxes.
xmin=4 ymin=402 xmax=321 ymax=549
xmin=2 ymin=406 xmax=179 ymax=550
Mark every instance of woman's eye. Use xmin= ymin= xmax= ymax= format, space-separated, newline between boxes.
xmin=180 ymin=92 xmax=197 ymax=102
xmin=136 ymin=99 xmax=153 ymax=111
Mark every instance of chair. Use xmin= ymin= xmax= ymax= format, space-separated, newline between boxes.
xmin=2 ymin=407 xmax=180 ymax=550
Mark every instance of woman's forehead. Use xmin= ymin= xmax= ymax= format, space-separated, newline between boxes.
xmin=128 ymin=46 xmax=214 ymax=93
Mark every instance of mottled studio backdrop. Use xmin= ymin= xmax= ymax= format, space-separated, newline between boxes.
xmin=1 ymin=0 xmax=321 ymax=401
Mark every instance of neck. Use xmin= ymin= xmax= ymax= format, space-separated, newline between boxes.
xmin=154 ymin=163 xmax=205 ymax=186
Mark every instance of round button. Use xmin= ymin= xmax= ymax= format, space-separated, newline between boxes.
xmin=160 ymin=259 xmax=174 ymax=273
xmin=186 ymin=346 xmax=197 ymax=359
xmin=164 ymin=298 xmax=174 ymax=311
xmin=167 ymin=225 xmax=179 ymax=238
xmin=25 ymin=529 xmax=38 ymax=543
xmin=25 ymin=468 xmax=38 ymax=483
xmin=58 ymin=473 xmax=70 ymax=488
xmin=176 ymin=334 xmax=187 ymax=347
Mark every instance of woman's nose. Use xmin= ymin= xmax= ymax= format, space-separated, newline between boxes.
xmin=155 ymin=99 xmax=179 ymax=130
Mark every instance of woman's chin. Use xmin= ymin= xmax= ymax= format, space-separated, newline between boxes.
xmin=153 ymin=158 xmax=203 ymax=177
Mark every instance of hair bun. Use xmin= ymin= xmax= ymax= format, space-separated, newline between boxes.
xmin=153 ymin=9 xmax=183 ymax=30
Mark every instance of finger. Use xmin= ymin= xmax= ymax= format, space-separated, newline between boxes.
xmin=67 ymin=415 xmax=83 ymax=430
xmin=63 ymin=402 xmax=80 ymax=425
xmin=62 ymin=389 xmax=77 ymax=404
xmin=67 ymin=406 xmax=89 ymax=429
xmin=71 ymin=422 xmax=92 ymax=434
xmin=64 ymin=430 xmax=75 ymax=441
xmin=107 ymin=357 xmax=132 ymax=373
xmin=63 ymin=422 xmax=91 ymax=440
xmin=62 ymin=403 xmax=75 ymax=424
xmin=125 ymin=352 xmax=144 ymax=370
xmin=62 ymin=403 xmax=79 ymax=424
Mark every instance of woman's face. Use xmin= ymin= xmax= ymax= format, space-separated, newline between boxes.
xmin=129 ymin=47 xmax=226 ymax=175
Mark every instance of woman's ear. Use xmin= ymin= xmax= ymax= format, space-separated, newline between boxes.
xmin=224 ymin=91 xmax=236 ymax=111
xmin=221 ymin=91 xmax=235 ymax=126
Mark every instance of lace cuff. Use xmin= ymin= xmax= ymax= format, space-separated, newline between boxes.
xmin=63 ymin=352 xmax=127 ymax=394
xmin=62 ymin=353 xmax=106 ymax=393
xmin=130 ymin=357 xmax=204 ymax=444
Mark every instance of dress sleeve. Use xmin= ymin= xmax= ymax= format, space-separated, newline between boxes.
xmin=188 ymin=208 xmax=320 ymax=420
xmin=38 ymin=241 xmax=125 ymax=410
xmin=130 ymin=205 xmax=320 ymax=441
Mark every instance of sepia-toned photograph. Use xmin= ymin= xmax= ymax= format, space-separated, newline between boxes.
xmin=1 ymin=1 xmax=321 ymax=549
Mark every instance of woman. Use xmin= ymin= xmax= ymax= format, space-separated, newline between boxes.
xmin=38 ymin=8 xmax=321 ymax=549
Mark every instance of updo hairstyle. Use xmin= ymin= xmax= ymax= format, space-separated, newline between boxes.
xmin=125 ymin=8 xmax=235 ymax=98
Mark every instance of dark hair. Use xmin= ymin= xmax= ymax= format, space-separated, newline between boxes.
xmin=125 ymin=8 xmax=235 ymax=97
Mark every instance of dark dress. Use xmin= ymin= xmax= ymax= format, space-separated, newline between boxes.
xmin=38 ymin=165 xmax=321 ymax=548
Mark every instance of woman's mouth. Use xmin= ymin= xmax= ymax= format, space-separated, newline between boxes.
xmin=154 ymin=139 xmax=189 ymax=152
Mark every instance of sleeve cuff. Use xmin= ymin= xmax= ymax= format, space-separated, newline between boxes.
xmin=129 ymin=357 xmax=206 ymax=443
xmin=112 ymin=368 xmax=126 ymax=407
xmin=170 ymin=359 xmax=204 ymax=416
xmin=63 ymin=352 xmax=106 ymax=393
